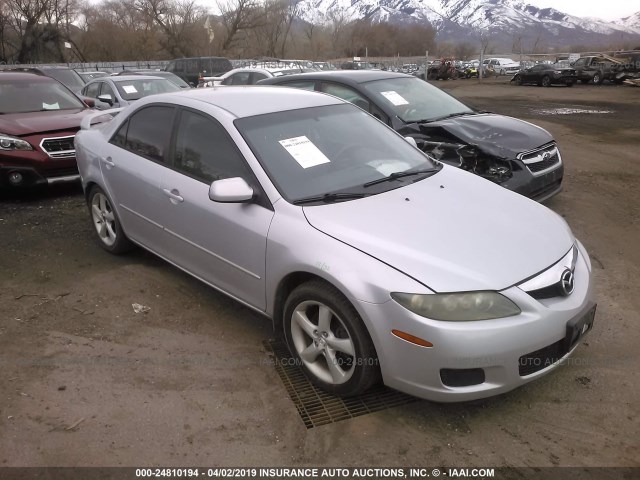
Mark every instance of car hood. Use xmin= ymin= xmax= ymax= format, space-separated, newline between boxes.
xmin=399 ymin=113 xmax=553 ymax=160
xmin=302 ymin=166 xmax=574 ymax=293
xmin=0 ymin=109 xmax=90 ymax=136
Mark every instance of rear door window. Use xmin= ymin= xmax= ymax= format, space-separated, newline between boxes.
xmin=122 ymin=106 xmax=176 ymax=164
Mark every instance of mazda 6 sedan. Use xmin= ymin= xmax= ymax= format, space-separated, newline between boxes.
xmin=75 ymin=87 xmax=596 ymax=402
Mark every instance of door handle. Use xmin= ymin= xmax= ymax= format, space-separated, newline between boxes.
xmin=163 ymin=188 xmax=184 ymax=203
xmin=101 ymin=157 xmax=115 ymax=169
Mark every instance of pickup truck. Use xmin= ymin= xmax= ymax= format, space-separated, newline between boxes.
xmin=571 ymin=56 xmax=619 ymax=84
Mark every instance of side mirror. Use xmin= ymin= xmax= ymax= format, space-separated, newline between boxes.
xmin=404 ymin=136 xmax=418 ymax=149
xmin=209 ymin=177 xmax=254 ymax=203
xmin=97 ymin=94 xmax=113 ymax=106
xmin=83 ymin=98 xmax=95 ymax=108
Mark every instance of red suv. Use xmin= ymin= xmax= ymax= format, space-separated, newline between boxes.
xmin=0 ymin=72 xmax=96 ymax=188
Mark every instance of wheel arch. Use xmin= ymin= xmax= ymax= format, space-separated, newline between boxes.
xmin=272 ymin=271 xmax=337 ymax=334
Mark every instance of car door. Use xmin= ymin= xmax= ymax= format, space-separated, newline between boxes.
xmin=100 ymin=105 xmax=177 ymax=256
xmin=158 ymin=108 xmax=274 ymax=310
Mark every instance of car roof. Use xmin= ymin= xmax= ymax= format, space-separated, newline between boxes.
xmin=110 ymin=75 xmax=166 ymax=82
xmin=157 ymin=86 xmax=343 ymax=118
xmin=260 ymin=70 xmax=414 ymax=86
xmin=0 ymin=71 xmax=57 ymax=82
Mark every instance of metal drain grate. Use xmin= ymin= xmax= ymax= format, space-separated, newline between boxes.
xmin=264 ymin=339 xmax=418 ymax=428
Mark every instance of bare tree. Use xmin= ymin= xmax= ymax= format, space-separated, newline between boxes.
xmin=134 ymin=0 xmax=208 ymax=57
xmin=215 ymin=0 xmax=262 ymax=53
xmin=454 ymin=41 xmax=476 ymax=60
xmin=8 ymin=0 xmax=53 ymax=62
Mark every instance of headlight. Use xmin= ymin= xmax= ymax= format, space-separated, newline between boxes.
xmin=0 ymin=134 xmax=33 ymax=151
xmin=391 ymin=291 xmax=521 ymax=321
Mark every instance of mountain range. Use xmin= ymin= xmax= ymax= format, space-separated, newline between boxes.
xmin=297 ymin=0 xmax=640 ymax=49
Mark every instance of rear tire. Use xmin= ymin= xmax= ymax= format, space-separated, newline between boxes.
xmin=541 ymin=75 xmax=551 ymax=87
xmin=283 ymin=280 xmax=380 ymax=397
xmin=87 ymin=185 xmax=133 ymax=254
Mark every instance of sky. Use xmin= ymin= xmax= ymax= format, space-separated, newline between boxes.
xmin=522 ymin=0 xmax=638 ymax=21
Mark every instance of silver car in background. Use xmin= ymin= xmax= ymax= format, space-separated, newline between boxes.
xmin=79 ymin=75 xmax=181 ymax=110
xmin=75 ymin=87 xmax=596 ymax=402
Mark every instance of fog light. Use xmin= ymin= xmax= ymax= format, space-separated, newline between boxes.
xmin=8 ymin=171 xmax=23 ymax=185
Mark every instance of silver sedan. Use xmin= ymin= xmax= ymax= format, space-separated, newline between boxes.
xmin=79 ymin=75 xmax=181 ymax=110
xmin=74 ymin=87 xmax=596 ymax=402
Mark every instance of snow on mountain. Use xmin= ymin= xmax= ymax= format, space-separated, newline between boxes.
xmin=296 ymin=0 xmax=640 ymax=48
xmin=619 ymin=11 xmax=640 ymax=32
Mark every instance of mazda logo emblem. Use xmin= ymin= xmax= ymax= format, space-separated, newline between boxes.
xmin=543 ymin=152 xmax=551 ymax=161
xmin=560 ymin=269 xmax=575 ymax=296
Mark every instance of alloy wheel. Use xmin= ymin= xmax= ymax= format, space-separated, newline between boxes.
xmin=91 ymin=192 xmax=117 ymax=247
xmin=290 ymin=300 xmax=356 ymax=385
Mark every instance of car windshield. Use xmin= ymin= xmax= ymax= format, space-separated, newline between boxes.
xmin=114 ymin=78 xmax=181 ymax=101
xmin=235 ymin=104 xmax=438 ymax=203
xmin=0 ymin=79 xmax=85 ymax=113
xmin=44 ymin=69 xmax=85 ymax=91
xmin=361 ymin=77 xmax=474 ymax=123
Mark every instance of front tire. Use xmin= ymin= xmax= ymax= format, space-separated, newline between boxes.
xmin=283 ymin=280 xmax=380 ymax=396
xmin=592 ymin=72 xmax=603 ymax=84
xmin=541 ymin=75 xmax=551 ymax=87
xmin=87 ymin=185 xmax=133 ymax=254
xmin=514 ymin=75 xmax=523 ymax=85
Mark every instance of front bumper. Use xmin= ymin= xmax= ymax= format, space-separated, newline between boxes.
xmin=0 ymin=164 xmax=79 ymax=188
xmin=500 ymin=160 xmax=564 ymax=203
xmin=552 ymin=75 xmax=578 ymax=84
xmin=357 ymin=245 xmax=595 ymax=402
xmin=0 ymin=131 xmax=80 ymax=188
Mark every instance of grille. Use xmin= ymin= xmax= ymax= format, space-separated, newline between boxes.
xmin=518 ymin=338 xmax=566 ymax=376
xmin=40 ymin=136 xmax=75 ymax=159
xmin=527 ymin=152 xmax=560 ymax=173
xmin=440 ymin=368 xmax=485 ymax=387
xmin=264 ymin=339 xmax=418 ymax=428
xmin=518 ymin=143 xmax=561 ymax=176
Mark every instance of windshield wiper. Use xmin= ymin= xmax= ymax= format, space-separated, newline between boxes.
xmin=417 ymin=111 xmax=475 ymax=123
xmin=293 ymin=192 xmax=367 ymax=205
xmin=363 ymin=168 xmax=437 ymax=188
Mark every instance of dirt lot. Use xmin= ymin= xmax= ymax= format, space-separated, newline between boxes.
xmin=1 ymin=78 xmax=638 ymax=469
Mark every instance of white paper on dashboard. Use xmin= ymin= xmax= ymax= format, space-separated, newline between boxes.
xmin=279 ymin=136 xmax=331 ymax=169
xmin=122 ymin=85 xmax=138 ymax=94
xmin=42 ymin=102 xmax=60 ymax=110
xmin=367 ymin=159 xmax=412 ymax=176
xmin=380 ymin=91 xmax=409 ymax=106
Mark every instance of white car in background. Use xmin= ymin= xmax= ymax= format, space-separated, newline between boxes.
xmin=484 ymin=58 xmax=522 ymax=76
xmin=200 ymin=65 xmax=315 ymax=87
